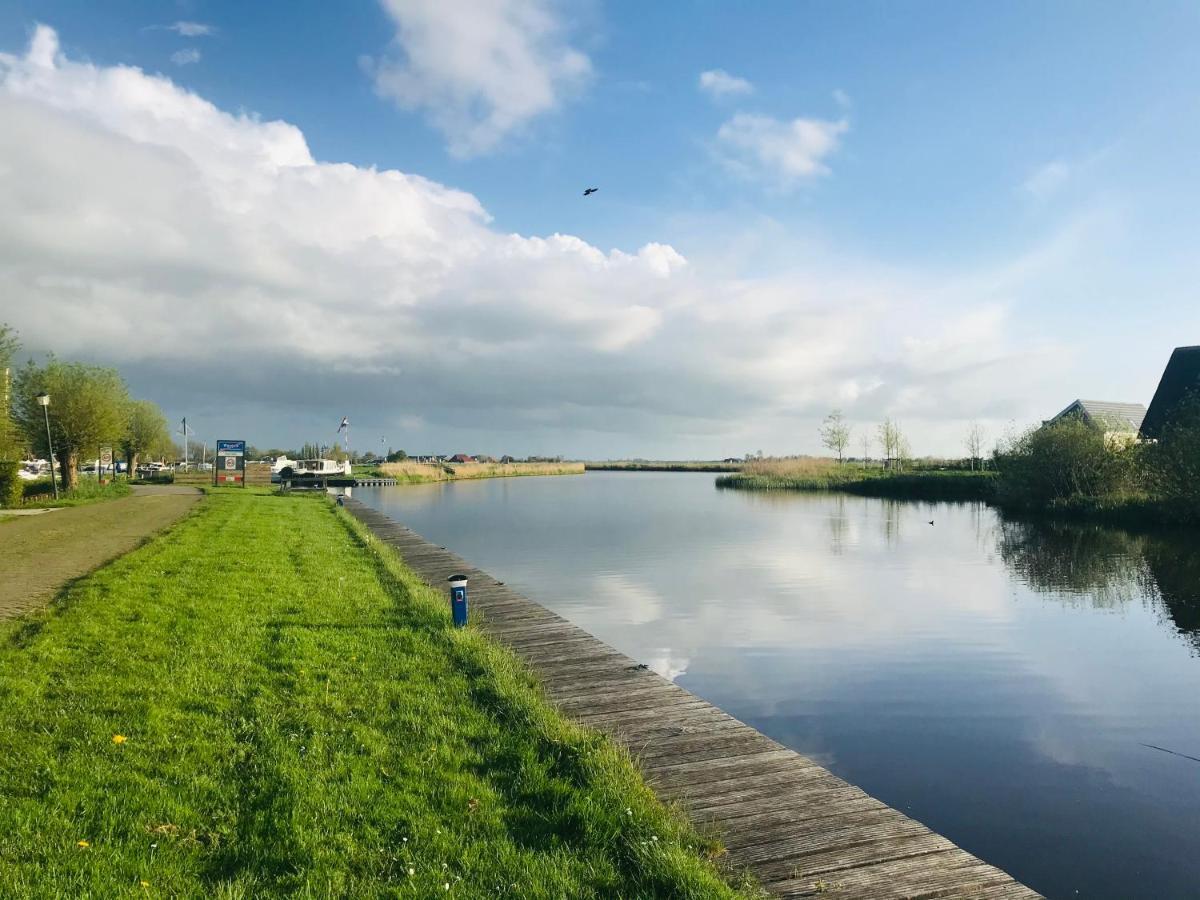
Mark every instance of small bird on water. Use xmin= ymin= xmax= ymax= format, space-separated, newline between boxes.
xmin=583 ymin=187 xmax=598 ymax=196
xmin=928 ymin=520 xmax=934 ymax=525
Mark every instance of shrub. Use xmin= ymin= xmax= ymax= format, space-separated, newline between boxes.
xmin=0 ymin=460 xmax=21 ymax=508
xmin=1145 ymin=394 xmax=1200 ymax=509
xmin=993 ymin=419 xmax=1140 ymax=508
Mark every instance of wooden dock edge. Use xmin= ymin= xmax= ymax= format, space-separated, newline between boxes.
xmin=344 ymin=498 xmax=1042 ymax=900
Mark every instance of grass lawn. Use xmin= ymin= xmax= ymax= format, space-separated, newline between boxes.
xmin=0 ymin=489 xmax=754 ymax=898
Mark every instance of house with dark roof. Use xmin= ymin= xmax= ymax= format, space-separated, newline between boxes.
xmin=1140 ymin=346 xmax=1200 ymax=440
xmin=447 ymin=453 xmax=475 ymax=464
xmin=1047 ymin=399 xmax=1147 ymax=445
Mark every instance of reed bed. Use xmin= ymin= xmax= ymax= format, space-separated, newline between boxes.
xmin=378 ymin=461 xmax=583 ymax=484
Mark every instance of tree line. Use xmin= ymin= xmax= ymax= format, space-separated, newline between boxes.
xmin=1 ymin=325 xmax=173 ymax=491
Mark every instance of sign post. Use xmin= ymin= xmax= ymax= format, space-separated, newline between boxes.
xmin=99 ymin=446 xmax=113 ymax=484
xmin=214 ymin=440 xmax=246 ymax=487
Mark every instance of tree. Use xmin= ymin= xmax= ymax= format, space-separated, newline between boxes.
xmin=12 ymin=358 xmax=131 ymax=489
xmin=820 ymin=409 xmax=852 ymax=463
xmin=965 ymin=421 xmax=985 ymax=471
xmin=386 ymin=448 xmax=408 ymax=463
xmin=122 ymin=400 xmax=171 ymax=476
xmin=0 ymin=324 xmax=21 ymax=460
xmin=877 ymin=418 xmax=906 ymax=470
xmin=859 ymin=432 xmax=872 ymax=469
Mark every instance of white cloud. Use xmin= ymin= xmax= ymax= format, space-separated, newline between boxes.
xmin=1023 ymin=160 xmax=1071 ymax=200
xmin=0 ymin=26 xmax=1078 ymax=455
xmin=168 ymin=22 xmax=216 ymax=37
xmin=698 ymin=68 xmax=753 ymax=99
xmin=366 ymin=0 xmax=591 ymax=157
xmin=170 ymin=48 xmax=201 ymax=67
xmin=716 ymin=112 xmax=848 ymax=185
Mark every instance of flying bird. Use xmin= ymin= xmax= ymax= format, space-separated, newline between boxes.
xmin=583 ymin=187 xmax=598 ymax=196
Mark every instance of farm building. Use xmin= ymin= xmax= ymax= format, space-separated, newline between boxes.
xmin=447 ymin=453 xmax=475 ymax=464
xmin=1046 ymin=400 xmax=1147 ymax=445
xmin=1140 ymin=346 xmax=1200 ymax=440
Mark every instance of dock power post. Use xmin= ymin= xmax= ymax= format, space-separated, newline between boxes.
xmin=448 ymin=575 xmax=468 ymax=628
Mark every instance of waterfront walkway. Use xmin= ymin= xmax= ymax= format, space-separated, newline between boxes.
xmin=0 ymin=485 xmax=201 ymax=619
xmin=345 ymin=499 xmax=1041 ymax=899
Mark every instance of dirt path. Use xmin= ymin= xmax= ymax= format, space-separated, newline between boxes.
xmin=0 ymin=486 xmax=201 ymax=620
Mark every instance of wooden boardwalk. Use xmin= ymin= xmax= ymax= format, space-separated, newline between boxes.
xmin=345 ymin=499 xmax=1041 ymax=900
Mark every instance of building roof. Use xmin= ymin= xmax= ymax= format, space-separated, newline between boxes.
xmin=1141 ymin=345 xmax=1200 ymax=439
xmin=1049 ymin=399 xmax=1147 ymax=432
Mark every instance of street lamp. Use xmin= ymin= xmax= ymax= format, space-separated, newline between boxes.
xmin=36 ymin=393 xmax=59 ymax=500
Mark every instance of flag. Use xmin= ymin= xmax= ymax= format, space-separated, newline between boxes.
xmin=337 ymin=417 xmax=349 ymax=433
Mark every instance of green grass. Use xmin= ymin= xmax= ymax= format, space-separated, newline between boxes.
xmin=20 ymin=478 xmax=132 ymax=508
xmin=717 ymin=468 xmax=997 ymax=501
xmin=0 ymin=489 xmax=756 ymax=898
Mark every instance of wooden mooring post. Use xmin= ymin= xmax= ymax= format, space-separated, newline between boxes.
xmin=342 ymin=498 xmax=1041 ymax=899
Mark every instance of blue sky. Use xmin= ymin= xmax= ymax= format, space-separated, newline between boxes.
xmin=1 ymin=2 xmax=1197 ymax=456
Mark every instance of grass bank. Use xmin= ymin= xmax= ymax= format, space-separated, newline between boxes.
xmin=585 ymin=461 xmax=742 ymax=473
xmin=716 ymin=458 xmax=997 ymax=502
xmin=17 ymin=477 xmax=132 ymax=509
xmin=0 ymin=489 xmax=752 ymax=898
xmin=379 ymin=461 xmax=584 ymax=485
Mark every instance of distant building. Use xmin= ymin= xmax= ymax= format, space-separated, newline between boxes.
xmin=448 ymin=453 xmax=475 ymax=464
xmin=722 ymin=457 xmax=742 ymax=463
xmin=499 ymin=455 xmax=517 ymax=463
xmin=1140 ymin=346 xmax=1200 ymax=440
xmin=1046 ymin=399 xmax=1147 ymax=446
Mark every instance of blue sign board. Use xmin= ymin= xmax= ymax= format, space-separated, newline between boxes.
xmin=215 ymin=439 xmax=247 ymax=485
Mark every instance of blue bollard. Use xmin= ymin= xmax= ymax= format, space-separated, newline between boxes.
xmin=448 ymin=575 xmax=468 ymax=628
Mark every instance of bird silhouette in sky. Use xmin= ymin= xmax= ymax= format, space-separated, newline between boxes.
xmin=583 ymin=187 xmax=598 ymax=196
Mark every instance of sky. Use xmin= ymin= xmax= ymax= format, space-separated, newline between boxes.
xmin=1 ymin=1 xmax=1198 ymax=459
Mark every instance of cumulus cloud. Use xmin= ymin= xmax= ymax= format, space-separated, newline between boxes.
xmin=170 ymin=48 xmax=202 ymax=66
xmin=366 ymin=0 xmax=590 ymax=157
xmin=698 ymin=68 xmax=753 ymax=99
xmin=0 ymin=26 xmax=1070 ymax=455
xmin=716 ymin=112 xmax=848 ymax=185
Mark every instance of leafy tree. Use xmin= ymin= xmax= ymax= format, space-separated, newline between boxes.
xmin=820 ymin=409 xmax=852 ymax=463
xmin=386 ymin=448 xmax=408 ymax=463
xmin=0 ymin=324 xmax=22 ymax=460
xmin=12 ymin=358 xmax=131 ymax=489
xmin=1145 ymin=393 xmax=1200 ymax=508
xmin=122 ymin=400 xmax=172 ymax=475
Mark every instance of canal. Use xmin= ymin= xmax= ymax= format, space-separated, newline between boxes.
xmin=356 ymin=471 xmax=1200 ymax=900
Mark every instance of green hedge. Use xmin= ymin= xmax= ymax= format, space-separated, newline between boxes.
xmin=0 ymin=461 xmax=21 ymax=508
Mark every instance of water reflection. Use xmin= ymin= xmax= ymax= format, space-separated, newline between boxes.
xmin=357 ymin=474 xmax=1200 ymax=900
xmin=999 ymin=517 xmax=1200 ymax=651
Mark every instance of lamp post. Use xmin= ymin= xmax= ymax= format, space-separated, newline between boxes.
xmin=36 ymin=393 xmax=58 ymax=499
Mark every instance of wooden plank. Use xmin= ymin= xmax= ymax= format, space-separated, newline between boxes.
xmin=342 ymin=498 xmax=1042 ymax=900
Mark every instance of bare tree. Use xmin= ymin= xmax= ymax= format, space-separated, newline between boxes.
xmin=877 ymin=418 xmax=907 ymax=471
xmin=859 ymin=432 xmax=872 ymax=469
xmin=820 ymin=409 xmax=852 ymax=463
xmin=965 ymin=421 xmax=985 ymax=471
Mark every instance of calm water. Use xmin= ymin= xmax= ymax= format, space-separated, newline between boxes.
xmin=357 ymin=472 xmax=1200 ymax=899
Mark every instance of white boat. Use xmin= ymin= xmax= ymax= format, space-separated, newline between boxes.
xmin=278 ymin=458 xmax=352 ymax=479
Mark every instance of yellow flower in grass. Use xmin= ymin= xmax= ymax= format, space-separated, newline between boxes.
xmin=112 ymin=734 xmax=127 ymax=745
xmin=77 ymin=840 xmax=90 ymax=848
